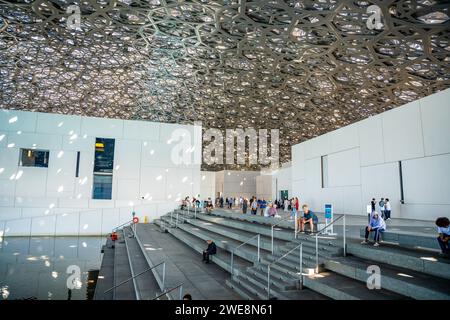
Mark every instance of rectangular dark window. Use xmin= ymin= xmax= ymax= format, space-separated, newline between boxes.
xmin=75 ymin=151 xmax=80 ymax=178
xmin=93 ymin=174 xmax=113 ymax=200
xmin=19 ymin=149 xmax=49 ymax=168
xmin=321 ymin=155 xmax=328 ymax=188
xmin=94 ymin=138 xmax=115 ymax=173
xmin=399 ymin=161 xmax=404 ymax=203
xmin=92 ymin=138 xmax=115 ymax=200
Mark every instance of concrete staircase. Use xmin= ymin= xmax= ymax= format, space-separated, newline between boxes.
xmin=94 ymin=207 xmax=450 ymax=300
xmin=154 ymin=208 xmax=450 ymax=300
xmin=93 ymin=227 xmax=165 ymax=300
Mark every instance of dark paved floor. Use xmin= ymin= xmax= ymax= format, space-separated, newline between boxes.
xmin=137 ymin=224 xmax=241 ymax=300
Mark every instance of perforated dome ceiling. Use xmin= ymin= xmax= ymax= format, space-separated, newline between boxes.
xmin=1 ymin=0 xmax=449 ymax=170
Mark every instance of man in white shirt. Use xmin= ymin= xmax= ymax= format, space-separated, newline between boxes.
xmin=435 ymin=217 xmax=450 ymax=257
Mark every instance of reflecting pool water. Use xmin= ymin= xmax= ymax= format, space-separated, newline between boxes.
xmin=0 ymin=236 xmax=105 ymax=300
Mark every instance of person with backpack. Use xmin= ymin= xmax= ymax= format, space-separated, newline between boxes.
xmin=251 ymin=199 xmax=257 ymax=215
xmin=378 ymin=198 xmax=385 ymax=219
xmin=384 ymin=198 xmax=392 ymax=220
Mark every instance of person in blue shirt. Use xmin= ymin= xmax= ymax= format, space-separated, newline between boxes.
xmin=299 ymin=204 xmax=315 ymax=233
xmin=435 ymin=217 xmax=450 ymax=257
xmin=259 ymin=199 xmax=267 ymax=216
xmin=361 ymin=211 xmax=386 ymax=247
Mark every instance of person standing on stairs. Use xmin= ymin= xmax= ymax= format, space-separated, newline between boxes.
xmin=435 ymin=217 xmax=450 ymax=257
xmin=202 ymin=240 xmax=217 ymax=264
xmin=378 ymin=198 xmax=385 ymax=219
xmin=384 ymin=198 xmax=391 ymax=220
xmin=361 ymin=212 xmax=386 ymax=247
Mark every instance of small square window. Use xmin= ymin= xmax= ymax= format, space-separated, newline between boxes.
xmin=19 ymin=149 xmax=49 ymax=168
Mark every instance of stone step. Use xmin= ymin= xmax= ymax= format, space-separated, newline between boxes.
xmin=162 ymin=217 xmax=266 ymax=264
xmin=346 ymin=240 xmax=450 ymax=280
xmin=302 ymin=272 xmax=409 ymax=300
xmin=154 ymin=220 xmax=251 ymax=275
xmin=123 ymin=227 xmax=162 ymax=300
xmin=236 ymin=271 xmax=290 ymax=300
xmin=325 ymin=256 xmax=450 ymax=300
xmin=359 ymin=227 xmax=440 ymax=252
xmin=179 ymin=211 xmax=295 ymax=242
xmin=180 ymin=216 xmax=287 ymax=251
xmin=265 ymin=252 xmax=322 ymax=273
xmin=93 ymin=237 xmax=115 ymax=300
xmin=225 ymin=279 xmax=260 ymax=300
xmin=244 ymin=267 xmax=298 ymax=291
xmin=231 ymin=275 xmax=278 ymax=300
xmin=251 ymin=263 xmax=301 ymax=285
xmin=112 ymin=230 xmax=136 ymax=300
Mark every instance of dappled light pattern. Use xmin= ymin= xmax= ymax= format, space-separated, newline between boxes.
xmin=0 ymin=0 xmax=449 ymax=170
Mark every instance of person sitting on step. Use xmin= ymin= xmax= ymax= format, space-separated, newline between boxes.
xmin=299 ymin=204 xmax=315 ymax=234
xmin=202 ymin=239 xmax=217 ymax=264
xmin=361 ymin=211 xmax=386 ymax=247
xmin=435 ymin=217 xmax=450 ymax=258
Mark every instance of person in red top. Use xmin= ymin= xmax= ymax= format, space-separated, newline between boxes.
xmin=295 ymin=197 xmax=300 ymax=211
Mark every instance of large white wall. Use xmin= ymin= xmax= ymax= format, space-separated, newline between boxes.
xmin=291 ymin=88 xmax=450 ymax=221
xmin=0 ymin=109 xmax=201 ymax=235
xmin=199 ymin=171 xmax=216 ymax=201
xmin=213 ymin=170 xmax=259 ymax=200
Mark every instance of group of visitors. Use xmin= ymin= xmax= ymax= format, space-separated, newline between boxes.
xmin=370 ymin=197 xmax=392 ymax=220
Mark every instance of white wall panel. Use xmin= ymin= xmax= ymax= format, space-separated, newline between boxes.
xmin=361 ymin=162 xmax=401 ymax=215
xmin=36 ymin=112 xmax=81 ymax=135
xmin=139 ymin=166 xmax=167 ymax=201
xmin=0 ymin=109 xmax=37 ymax=133
xmin=15 ymin=168 xmax=48 ymax=197
xmin=114 ymin=139 xmax=141 ymax=179
xmin=46 ymin=150 xmax=76 ymax=198
xmin=79 ymin=211 xmax=102 ymax=235
xmin=402 ymin=154 xmax=450 ymax=205
xmin=30 ymin=215 xmax=57 ymax=235
xmin=62 ymin=134 xmax=94 ymax=152
xmin=0 ymin=207 xmax=21 ymax=220
xmin=419 ymin=89 xmax=450 ymax=156
xmin=327 ymin=148 xmax=360 ymax=187
xmin=305 ymin=134 xmax=331 ymax=160
xmin=330 ymin=123 xmax=359 ymax=153
xmin=358 ymin=115 xmax=385 ymax=166
xmin=117 ymin=179 xmax=140 ymax=200
xmin=0 ymin=131 xmax=7 ymax=147
xmin=342 ymin=186 xmax=363 ymax=215
xmin=123 ymin=120 xmax=160 ymax=141
xmin=4 ymin=218 xmax=32 ymax=236
xmin=291 ymin=144 xmax=306 ymax=180
xmin=80 ymin=116 xmax=124 ymax=138
xmin=0 ymin=179 xmax=15 ymax=196
xmin=305 ymin=157 xmax=322 ymax=190
xmin=8 ymin=132 xmax=62 ymax=151
xmin=382 ymin=100 xmax=425 ymax=162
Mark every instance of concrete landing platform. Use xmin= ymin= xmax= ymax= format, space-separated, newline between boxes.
xmin=136 ymin=223 xmax=241 ymax=300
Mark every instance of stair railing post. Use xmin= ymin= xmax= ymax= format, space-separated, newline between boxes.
xmin=230 ymin=251 xmax=234 ymax=275
xmin=271 ymin=225 xmax=274 ymax=255
xmin=194 ymin=206 xmax=197 ymax=219
xmin=176 ymin=211 xmax=179 ymax=228
xmin=171 ymin=211 xmax=173 ymax=226
xmin=267 ymin=265 xmax=270 ymax=300
xmin=162 ymin=262 xmax=166 ymax=291
xmin=343 ymin=214 xmax=346 ymax=257
xmin=315 ymin=234 xmax=319 ymax=274
xmin=257 ymin=234 xmax=260 ymax=262
xmin=295 ymin=211 xmax=298 ymax=239
xmin=179 ymin=285 xmax=183 ymax=300
xmin=299 ymin=243 xmax=303 ymax=290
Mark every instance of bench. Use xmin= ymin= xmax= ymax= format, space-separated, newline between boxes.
xmin=359 ymin=228 xmax=440 ymax=251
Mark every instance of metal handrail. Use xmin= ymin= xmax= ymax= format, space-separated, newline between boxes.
xmin=271 ymin=216 xmax=293 ymax=254
xmin=267 ymin=243 xmax=303 ymax=300
xmin=153 ymin=283 xmax=183 ymax=300
xmin=112 ymin=219 xmax=133 ymax=232
xmin=104 ymin=261 xmax=166 ymax=295
xmin=230 ymin=233 xmax=261 ymax=275
xmin=314 ymin=214 xmax=346 ymax=273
